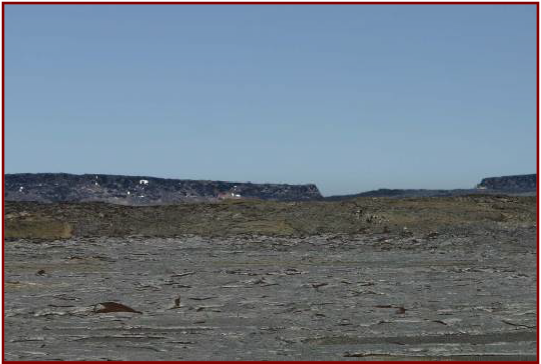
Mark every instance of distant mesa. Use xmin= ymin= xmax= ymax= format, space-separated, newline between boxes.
xmin=476 ymin=174 xmax=536 ymax=191
xmin=4 ymin=173 xmax=322 ymax=205
xmin=4 ymin=172 xmax=536 ymax=205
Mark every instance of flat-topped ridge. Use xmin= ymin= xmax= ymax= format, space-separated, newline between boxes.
xmin=5 ymin=173 xmax=322 ymax=204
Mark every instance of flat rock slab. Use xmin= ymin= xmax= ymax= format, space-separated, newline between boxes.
xmin=4 ymin=230 xmax=537 ymax=361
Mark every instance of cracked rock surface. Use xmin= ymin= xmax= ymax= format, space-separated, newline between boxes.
xmin=5 ymin=229 xmax=536 ymax=361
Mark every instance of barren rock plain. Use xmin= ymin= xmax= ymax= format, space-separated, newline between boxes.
xmin=4 ymin=195 xmax=537 ymax=361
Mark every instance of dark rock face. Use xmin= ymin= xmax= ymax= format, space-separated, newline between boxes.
xmin=4 ymin=173 xmax=322 ymax=204
xmin=477 ymin=174 xmax=537 ymax=191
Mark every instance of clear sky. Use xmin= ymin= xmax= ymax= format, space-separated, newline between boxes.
xmin=5 ymin=4 xmax=537 ymax=196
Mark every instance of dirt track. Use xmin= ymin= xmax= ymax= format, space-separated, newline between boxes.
xmin=4 ymin=228 xmax=537 ymax=361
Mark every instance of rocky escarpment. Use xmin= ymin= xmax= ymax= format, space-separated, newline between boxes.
xmin=477 ymin=174 xmax=536 ymax=192
xmin=5 ymin=173 xmax=322 ymax=205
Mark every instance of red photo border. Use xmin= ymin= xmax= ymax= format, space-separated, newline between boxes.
xmin=1 ymin=2 xmax=538 ymax=363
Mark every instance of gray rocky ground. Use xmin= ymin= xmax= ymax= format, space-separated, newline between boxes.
xmin=4 ymin=228 xmax=537 ymax=361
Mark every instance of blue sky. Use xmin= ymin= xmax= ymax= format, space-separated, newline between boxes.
xmin=5 ymin=4 xmax=537 ymax=196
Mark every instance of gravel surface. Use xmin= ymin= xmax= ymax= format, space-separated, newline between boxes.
xmin=4 ymin=229 xmax=537 ymax=361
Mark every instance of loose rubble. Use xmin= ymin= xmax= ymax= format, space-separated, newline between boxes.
xmin=4 ymin=228 xmax=536 ymax=360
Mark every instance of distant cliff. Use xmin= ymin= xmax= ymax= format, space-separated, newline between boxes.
xmin=477 ymin=174 xmax=536 ymax=192
xmin=5 ymin=173 xmax=323 ymax=204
